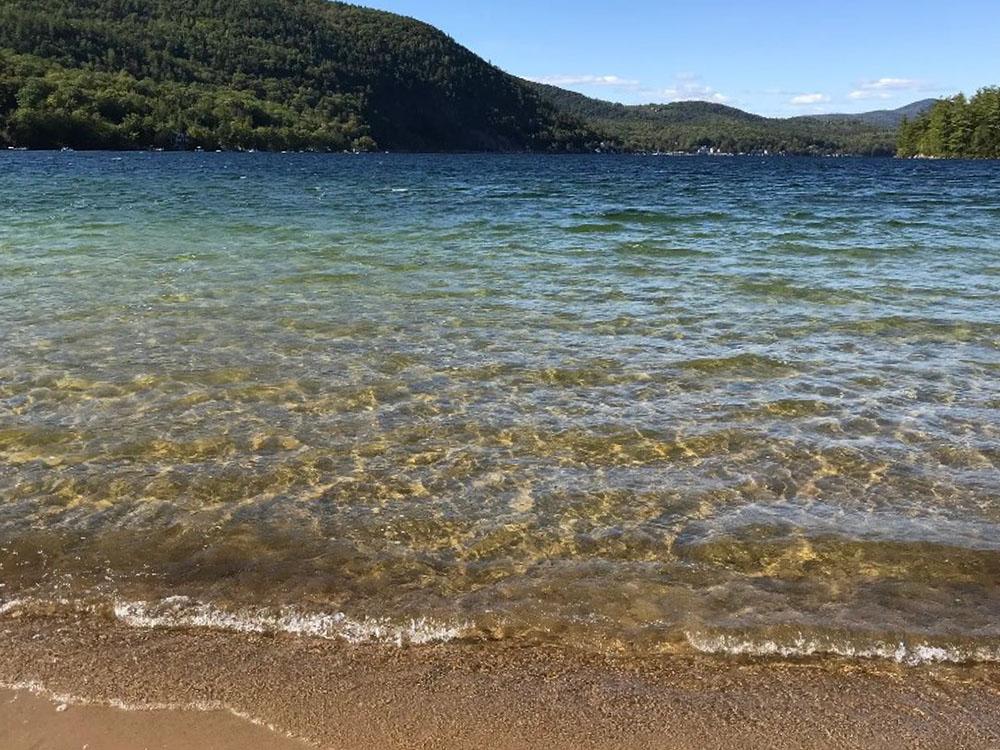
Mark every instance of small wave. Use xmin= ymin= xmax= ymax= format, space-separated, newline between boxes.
xmin=732 ymin=278 xmax=865 ymax=305
xmin=0 ymin=597 xmax=92 ymax=617
xmin=0 ymin=598 xmax=26 ymax=615
xmin=2 ymin=678 xmax=315 ymax=748
xmin=686 ymin=631 xmax=1000 ymax=666
xmin=600 ymin=209 xmax=728 ymax=225
xmin=112 ymin=597 xmax=471 ymax=646
xmin=614 ymin=241 xmax=707 ymax=258
xmin=0 ymin=596 xmax=472 ymax=647
xmin=565 ymin=222 xmax=625 ymax=234
xmin=678 ymin=352 xmax=795 ymax=376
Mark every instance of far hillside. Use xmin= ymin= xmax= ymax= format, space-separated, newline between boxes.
xmin=528 ymin=82 xmax=934 ymax=156
xmin=799 ymin=99 xmax=938 ymax=129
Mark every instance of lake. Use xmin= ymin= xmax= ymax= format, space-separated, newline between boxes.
xmin=1 ymin=152 xmax=998 ymax=663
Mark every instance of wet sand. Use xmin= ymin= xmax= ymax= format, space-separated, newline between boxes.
xmin=0 ymin=687 xmax=309 ymax=750
xmin=1 ymin=613 xmax=999 ymax=750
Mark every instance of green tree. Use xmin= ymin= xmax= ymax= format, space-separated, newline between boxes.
xmin=897 ymin=88 xmax=1000 ymax=159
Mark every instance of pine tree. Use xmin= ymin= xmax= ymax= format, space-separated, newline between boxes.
xmin=946 ymin=94 xmax=972 ymax=156
xmin=898 ymin=88 xmax=1000 ymax=159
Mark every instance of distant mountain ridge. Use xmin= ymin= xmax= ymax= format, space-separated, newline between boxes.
xmin=797 ymin=99 xmax=939 ymax=128
xmin=525 ymin=84 xmax=767 ymax=125
xmin=527 ymin=82 xmax=925 ymax=155
xmin=0 ymin=0 xmax=933 ymax=154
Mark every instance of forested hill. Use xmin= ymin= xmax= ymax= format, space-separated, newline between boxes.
xmin=528 ymin=82 xmax=916 ymax=156
xmin=0 ymin=0 xmax=598 ymax=151
xmin=799 ymin=99 xmax=938 ymax=129
xmin=897 ymin=88 xmax=1000 ymax=158
xmin=0 ymin=0 xmax=937 ymax=154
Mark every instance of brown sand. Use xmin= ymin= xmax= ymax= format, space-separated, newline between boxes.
xmin=1 ymin=613 xmax=998 ymax=750
xmin=0 ymin=687 xmax=309 ymax=750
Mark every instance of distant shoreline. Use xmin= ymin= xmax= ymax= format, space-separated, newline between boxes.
xmin=7 ymin=147 xmax=996 ymax=160
xmin=2 ymin=146 xmax=907 ymax=157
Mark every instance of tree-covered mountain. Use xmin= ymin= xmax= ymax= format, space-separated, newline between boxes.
xmin=0 ymin=0 xmax=599 ymax=151
xmin=897 ymin=88 xmax=1000 ymax=158
xmin=799 ymin=99 xmax=937 ymax=129
xmin=0 ymin=0 xmax=947 ymax=155
xmin=527 ymin=82 xmax=905 ymax=156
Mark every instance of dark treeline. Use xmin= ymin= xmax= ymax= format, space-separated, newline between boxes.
xmin=898 ymin=88 xmax=1000 ymax=158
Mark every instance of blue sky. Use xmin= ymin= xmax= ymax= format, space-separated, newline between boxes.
xmin=365 ymin=0 xmax=999 ymax=117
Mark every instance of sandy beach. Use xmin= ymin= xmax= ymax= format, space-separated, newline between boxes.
xmin=2 ymin=613 xmax=999 ymax=750
xmin=0 ymin=687 xmax=309 ymax=750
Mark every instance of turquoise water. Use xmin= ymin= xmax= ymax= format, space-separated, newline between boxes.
xmin=1 ymin=152 xmax=998 ymax=661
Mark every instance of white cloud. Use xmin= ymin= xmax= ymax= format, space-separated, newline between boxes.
xmin=790 ymin=93 xmax=830 ymax=105
xmin=528 ymin=74 xmax=640 ymax=88
xmin=658 ymin=74 xmax=730 ymax=104
xmin=848 ymin=77 xmax=922 ymax=100
xmin=527 ymin=72 xmax=729 ymax=104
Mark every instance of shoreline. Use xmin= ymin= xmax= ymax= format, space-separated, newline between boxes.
xmin=0 ymin=686 xmax=310 ymax=750
xmin=2 ymin=613 xmax=999 ymax=749
xmin=2 ymin=146 xmax=897 ymax=157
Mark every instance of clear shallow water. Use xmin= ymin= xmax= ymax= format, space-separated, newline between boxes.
xmin=1 ymin=152 xmax=998 ymax=661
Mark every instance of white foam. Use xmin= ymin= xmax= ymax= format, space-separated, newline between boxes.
xmin=0 ymin=597 xmax=93 ymax=617
xmin=112 ymin=597 xmax=471 ymax=646
xmin=685 ymin=631 xmax=1000 ymax=666
xmin=0 ymin=598 xmax=25 ymax=615
xmin=1 ymin=678 xmax=317 ymax=748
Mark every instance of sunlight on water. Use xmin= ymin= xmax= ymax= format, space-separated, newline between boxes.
xmin=0 ymin=152 xmax=998 ymax=661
